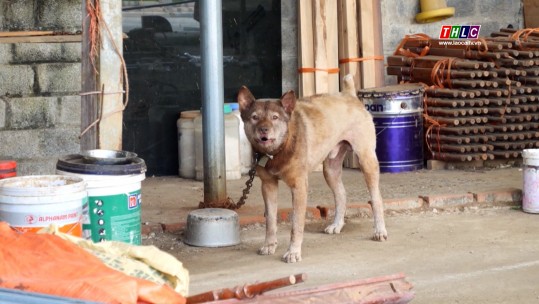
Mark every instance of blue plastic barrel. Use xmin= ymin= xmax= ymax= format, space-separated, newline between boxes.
xmin=359 ymin=84 xmax=425 ymax=173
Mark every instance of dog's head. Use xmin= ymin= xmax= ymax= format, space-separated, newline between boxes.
xmin=237 ymin=87 xmax=296 ymax=155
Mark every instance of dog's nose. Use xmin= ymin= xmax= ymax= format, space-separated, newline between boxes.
xmin=258 ymin=127 xmax=269 ymax=134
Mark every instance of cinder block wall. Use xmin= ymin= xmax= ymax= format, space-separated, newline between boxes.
xmin=0 ymin=1 xmax=82 ymax=175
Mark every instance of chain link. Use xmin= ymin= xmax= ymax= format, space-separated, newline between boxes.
xmin=225 ymin=152 xmax=261 ymax=210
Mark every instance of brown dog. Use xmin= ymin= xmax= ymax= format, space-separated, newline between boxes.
xmin=237 ymin=75 xmax=387 ymax=263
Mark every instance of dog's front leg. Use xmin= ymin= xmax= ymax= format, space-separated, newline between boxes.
xmin=282 ymin=177 xmax=307 ymax=263
xmin=258 ymin=175 xmax=279 ymax=255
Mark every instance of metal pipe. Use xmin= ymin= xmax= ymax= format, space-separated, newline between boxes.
xmin=200 ymin=0 xmax=227 ymax=206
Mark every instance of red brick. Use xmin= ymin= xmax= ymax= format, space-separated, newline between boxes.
xmin=162 ymin=222 xmax=185 ymax=233
xmin=239 ymin=215 xmax=265 ymax=226
xmin=421 ymin=193 xmax=474 ymax=208
xmin=141 ymin=222 xmax=164 ymax=235
xmin=347 ymin=203 xmax=373 ymax=217
xmin=384 ymin=197 xmax=425 ymax=210
xmin=472 ymin=188 xmax=522 ymax=205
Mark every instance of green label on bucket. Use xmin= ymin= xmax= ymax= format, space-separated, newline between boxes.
xmin=88 ymin=190 xmax=141 ymax=245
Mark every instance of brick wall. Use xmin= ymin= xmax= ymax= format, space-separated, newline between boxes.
xmin=0 ymin=1 xmax=82 ymax=175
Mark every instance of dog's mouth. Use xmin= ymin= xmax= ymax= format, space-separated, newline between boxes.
xmin=256 ymin=136 xmax=275 ymax=145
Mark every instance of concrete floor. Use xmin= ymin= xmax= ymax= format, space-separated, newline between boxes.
xmin=139 ymin=166 xmax=539 ymax=303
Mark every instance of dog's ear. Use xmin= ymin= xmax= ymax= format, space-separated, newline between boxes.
xmin=237 ymin=86 xmax=255 ymax=113
xmin=280 ymin=90 xmax=296 ymax=114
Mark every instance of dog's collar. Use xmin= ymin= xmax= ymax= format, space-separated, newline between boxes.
xmin=259 ymin=154 xmax=272 ymax=167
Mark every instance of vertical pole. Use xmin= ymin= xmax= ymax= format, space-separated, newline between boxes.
xmin=200 ymin=0 xmax=227 ymax=206
xmin=97 ymin=0 xmax=124 ymax=150
xmin=81 ymin=0 xmax=124 ymax=150
xmin=81 ymin=0 xmax=99 ymax=150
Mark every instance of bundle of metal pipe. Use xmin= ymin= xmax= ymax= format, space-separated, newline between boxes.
xmin=388 ymin=28 xmax=539 ymax=162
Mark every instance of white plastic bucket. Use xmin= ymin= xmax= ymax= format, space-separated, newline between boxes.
xmin=178 ymin=110 xmax=200 ymax=179
xmin=230 ymin=103 xmax=253 ymax=175
xmin=57 ymin=170 xmax=145 ymax=244
xmin=522 ymin=149 xmax=539 ymax=213
xmin=0 ymin=175 xmax=87 ymax=236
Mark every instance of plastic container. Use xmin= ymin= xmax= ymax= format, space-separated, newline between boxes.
xmin=0 ymin=160 xmax=16 ymax=179
xmin=522 ymin=149 xmax=539 ymax=213
xmin=194 ymin=105 xmax=242 ymax=180
xmin=56 ymin=154 xmax=146 ymax=244
xmin=0 ymin=175 xmax=87 ymax=237
xmin=359 ymin=84 xmax=425 ymax=173
xmin=229 ymin=103 xmax=253 ymax=174
xmin=177 ymin=110 xmax=200 ymax=179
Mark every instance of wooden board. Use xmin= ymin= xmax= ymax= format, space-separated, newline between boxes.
xmin=325 ymin=0 xmax=339 ymax=93
xmin=312 ymin=0 xmax=329 ymax=94
xmin=298 ymin=0 xmax=315 ymax=97
xmin=0 ymin=35 xmax=81 ymax=44
xmin=337 ymin=0 xmax=361 ymax=90
xmin=359 ymin=0 xmax=385 ymax=88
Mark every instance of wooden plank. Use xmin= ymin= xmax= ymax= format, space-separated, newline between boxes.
xmin=97 ymin=0 xmax=124 ymax=150
xmin=358 ymin=0 xmax=385 ymax=88
xmin=0 ymin=35 xmax=81 ymax=44
xmin=298 ymin=0 xmax=315 ymax=97
xmin=80 ymin=0 xmax=99 ymax=150
xmin=312 ymin=0 xmax=329 ymax=94
xmin=371 ymin=0 xmax=385 ymax=87
xmin=338 ymin=0 xmax=361 ymax=90
xmin=0 ymin=31 xmax=54 ymax=37
xmin=326 ymin=0 xmax=339 ymax=93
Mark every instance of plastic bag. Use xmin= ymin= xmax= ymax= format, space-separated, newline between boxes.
xmin=0 ymin=222 xmax=185 ymax=304
xmin=41 ymin=224 xmax=189 ymax=296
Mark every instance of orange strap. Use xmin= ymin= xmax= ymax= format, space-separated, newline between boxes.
xmin=298 ymin=67 xmax=340 ymax=74
xmin=339 ymin=56 xmax=384 ymax=64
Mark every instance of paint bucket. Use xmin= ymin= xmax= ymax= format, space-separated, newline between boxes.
xmin=178 ymin=110 xmax=200 ymax=179
xmin=0 ymin=160 xmax=16 ymax=179
xmin=359 ymin=84 xmax=425 ymax=173
xmin=522 ymin=149 xmax=539 ymax=213
xmin=0 ymin=175 xmax=86 ymax=236
xmin=56 ymin=153 xmax=146 ymax=244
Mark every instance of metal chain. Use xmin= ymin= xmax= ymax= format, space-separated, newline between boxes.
xmin=226 ymin=152 xmax=261 ymax=210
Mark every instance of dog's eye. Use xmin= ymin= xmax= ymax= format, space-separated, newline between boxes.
xmin=251 ymin=114 xmax=259 ymax=121
xmin=272 ymin=115 xmax=279 ymax=120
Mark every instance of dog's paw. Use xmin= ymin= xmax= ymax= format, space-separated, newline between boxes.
xmin=282 ymin=250 xmax=302 ymax=263
xmin=258 ymin=243 xmax=277 ymax=255
xmin=324 ymin=222 xmax=344 ymax=234
xmin=372 ymin=227 xmax=388 ymax=242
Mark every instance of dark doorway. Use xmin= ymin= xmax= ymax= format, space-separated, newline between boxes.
xmin=122 ymin=0 xmax=282 ymax=175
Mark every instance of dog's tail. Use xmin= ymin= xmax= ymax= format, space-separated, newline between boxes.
xmin=342 ymin=74 xmax=357 ymax=97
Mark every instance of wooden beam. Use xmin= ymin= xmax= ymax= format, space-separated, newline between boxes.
xmin=298 ymin=0 xmax=315 ymax=97
xmin=326 ymin=0 xmax=339 ymax=93
xmin=358 ymin=0 xmax=385 ymax=88
xmin=312 ymin=0 xmax=329 ymax=94
xmin=0 ymin=35 xmax=82 ymax=44
xmin=80 ymin=0 xmax=124 ymax=150
xmin=81 ymin=0 xmax=99 ymax=150
xmin=338 ymin=0 xmax=361 ymax=90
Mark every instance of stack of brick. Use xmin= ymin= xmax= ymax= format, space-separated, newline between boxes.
xmin=387 ymin=28 xmax=539 ymax=162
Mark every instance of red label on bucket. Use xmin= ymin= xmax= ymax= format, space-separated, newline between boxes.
xmin=128 ymin=194 xmax=138 ymax=209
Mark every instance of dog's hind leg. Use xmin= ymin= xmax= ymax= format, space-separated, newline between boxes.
xmin=322 ymin=142 xmax=349 ymax=234
xmin=354 ymin=145 xmax=388 ymax=241
xmin=258 ymin=174 xmax=280 ymax=255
